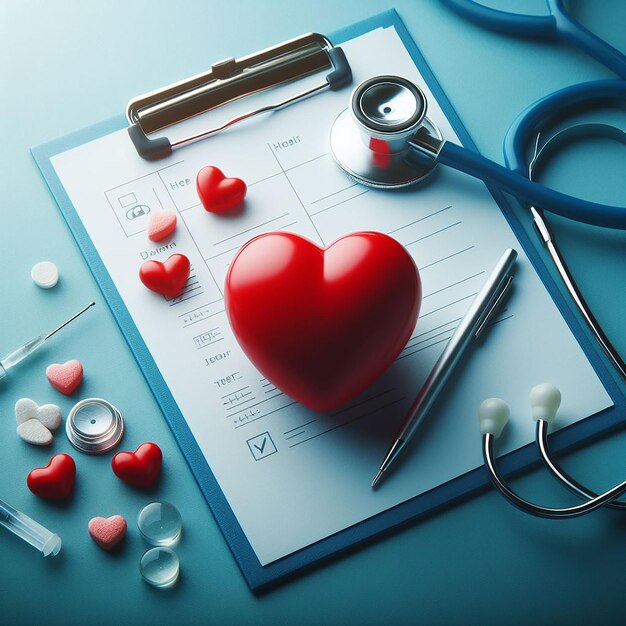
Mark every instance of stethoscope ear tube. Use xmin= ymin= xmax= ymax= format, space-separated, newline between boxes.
xmin=481 ymin=386 xmax=626 ymax=518
xmin=438 ymin=140 xmax=626 ymax=229
xmin=536 ymin=420 xmax=626 ymax=511
xmin=483 ymin=432 xmax=626 ymax=518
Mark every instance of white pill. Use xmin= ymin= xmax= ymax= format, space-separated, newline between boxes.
xmin=31 ymin=261 xmax=59 ymax=288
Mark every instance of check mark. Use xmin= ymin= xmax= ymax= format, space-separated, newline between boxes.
xmin=247 ymin=432 xmax=276 ymax=460
xmin=253 ymin=438 xmax=268 ymax=454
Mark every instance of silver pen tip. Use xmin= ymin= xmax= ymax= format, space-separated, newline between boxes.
xmin=371 ymin=469 xmax=384 ymax=489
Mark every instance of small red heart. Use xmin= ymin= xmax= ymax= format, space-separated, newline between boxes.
xmin=112 ymin=442 xmax=162 ymax=488
xmin=197 ymin=166 xmax=247 ymax=213
xmin=225 ymin=231 xmax=421 ymax=411
xmin=139 ymin=253 xmax=190 ymax=297
xmin=27 ymin=454 xmax=76 ymax=500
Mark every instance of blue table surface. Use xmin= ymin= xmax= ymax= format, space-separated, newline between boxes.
xmin=1 ymin=1 xmax=625 ymax=623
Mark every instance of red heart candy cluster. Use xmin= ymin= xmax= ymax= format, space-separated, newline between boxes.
xmin=139 ymin=165 xmax=246 ymax=299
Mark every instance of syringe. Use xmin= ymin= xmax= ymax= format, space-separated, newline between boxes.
xmin=0 ymin=498 xmax=62 ymax=556
xmin=0 ymin=301 xmax=95 ymax=381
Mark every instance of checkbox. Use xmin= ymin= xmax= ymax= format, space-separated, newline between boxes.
xmin=118 ymin=192 xmax=138 ymax=207
xmin=247 ymin=432 xmax=277 ymax=461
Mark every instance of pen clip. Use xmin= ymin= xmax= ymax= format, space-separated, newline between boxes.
xmin=474 ymin=274 xmax=513 ymax=339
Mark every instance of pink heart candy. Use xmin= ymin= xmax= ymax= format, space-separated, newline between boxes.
xmin=46 ymin=360 xmax=83 ymax=395
xmin=147 ymin=211 xmax=177 ymax=242
xmin=88 ymin=515 xmax=127 ymax=551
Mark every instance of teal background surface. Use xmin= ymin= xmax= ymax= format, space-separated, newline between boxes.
xmin=1 ymin=1 xmax=625 ymax=623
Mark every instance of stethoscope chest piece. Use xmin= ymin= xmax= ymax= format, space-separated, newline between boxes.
xmin=66 ymin=398 xmax=125 ymax=454
xmin=330 ymin=75 xmax=442 ymax=188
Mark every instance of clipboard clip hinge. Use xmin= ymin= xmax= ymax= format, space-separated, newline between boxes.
xmin=126 ymin=33 xmax=352 ymax=161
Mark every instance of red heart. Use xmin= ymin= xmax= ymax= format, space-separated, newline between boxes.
xmin=139 ymin=253 xmax=190 ymax=297
xmin=27 ymin=454 xmax=76 ymax=500
xmin=112 ymin=442 xmax=162 ymax=488
xmin=225 ymin=232 xmax=421 ymax=411
xmin=196 ymin=166 xmax=247 ymax=213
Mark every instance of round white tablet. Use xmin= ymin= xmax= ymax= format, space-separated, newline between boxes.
xmin=31 ymin=261 xmax=59 ymax=288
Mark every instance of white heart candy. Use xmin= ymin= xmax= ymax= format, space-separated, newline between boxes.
xmin=15 ymin=398 xmax=38 ymax=425
xmin=17 ymin=419 xmax=53 ymax=446
xmin=15 ymin=398 xmax=62 ymax=431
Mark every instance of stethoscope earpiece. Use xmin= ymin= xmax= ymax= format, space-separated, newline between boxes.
xmin=478 ymin=397 xmax=510 ymax=438
xmin=529 ymin=383 xmax=561 ymax=423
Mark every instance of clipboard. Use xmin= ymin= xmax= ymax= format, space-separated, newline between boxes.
xmin=32 ymin=10 xmax=626 ymax=592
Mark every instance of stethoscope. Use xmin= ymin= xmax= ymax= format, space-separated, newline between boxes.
xmin=329 ymin=1 xmax=626 ymax=381
xmin=479 ymin=384 xmax=626 ymax=518
xmin=329 ymin=77 xmax=626 ymax=225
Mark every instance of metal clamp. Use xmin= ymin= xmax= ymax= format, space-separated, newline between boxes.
xmin=127 ymin=33 xmax=352 ymax=160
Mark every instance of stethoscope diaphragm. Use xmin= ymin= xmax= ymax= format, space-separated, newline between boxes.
xmin=330 ymin=74 xmax=442 ymax=188
xmin=66 ymin=398 xmax=125 ymax=454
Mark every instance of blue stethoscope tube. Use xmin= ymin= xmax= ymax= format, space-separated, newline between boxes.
xmin=500 ymin=78 xmax=626 ymax=228
xmin=438 ymin=141 xmax=626 ymax=229
xmin=504 ymin=79 xmax=626 ymax=174
xmin=436 ymin=79 xmax=626 ymax=229
xmin=440 ymin=0 xmax=626 ymax=79
xmin=436 ymin=1 xmax=626 ymax=228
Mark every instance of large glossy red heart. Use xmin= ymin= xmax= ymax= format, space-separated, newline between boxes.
xmin=225 ymin=232 xmax=421 ymax=411
xmin=27 ymin=454 xmax=76 ymax=500
xmin=112 ymin=442 xmax=162 ymax=488
xmin=139 ymin=253 xmax=190 ymax=297
xmin=196 ymin=166 xmax=247 ymax=213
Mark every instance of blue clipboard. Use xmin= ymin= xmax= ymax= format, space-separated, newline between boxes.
xmin=32 ymin=9 xmax=626 ymax=592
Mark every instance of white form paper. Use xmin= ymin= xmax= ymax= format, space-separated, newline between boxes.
xmin=50 ymin=25 xmax=612 ymax=565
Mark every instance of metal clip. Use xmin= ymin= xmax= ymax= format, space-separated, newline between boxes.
xmin=126 ymin=33 xmax=352 ymax=160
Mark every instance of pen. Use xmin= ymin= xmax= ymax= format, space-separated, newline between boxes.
xmin=371 ymin=248 xmax=518 ymax=489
